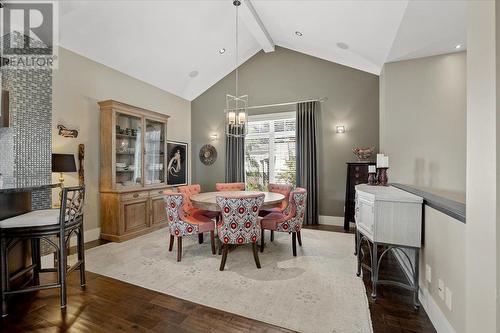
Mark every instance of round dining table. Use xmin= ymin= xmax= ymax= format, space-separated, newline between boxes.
xmin=190 ymin=191 xmax=285 ymax=211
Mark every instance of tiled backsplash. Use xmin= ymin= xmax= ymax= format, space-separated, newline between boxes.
xmin=0 ymin=127 xmax=14 ymax=187
xmin=0 ymin=34 xmax=53 ymax=209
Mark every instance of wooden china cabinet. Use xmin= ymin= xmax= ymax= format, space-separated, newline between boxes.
xmin=99 ymin=100 xmax=170 ymax=242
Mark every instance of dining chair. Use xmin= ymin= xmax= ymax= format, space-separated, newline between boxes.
xmin=259 ymin=184 xmax=293 ymax=242
xmin=164 ymin=192 xmax=216 ymax=262
xmin=178 ymin=184 xmax=219 ymax=244
xmin=215 ymin=182 xmax=245 ymax=191
xmin=0 ymin=186 xmax=86 ymax=317
xmin=260 ymin=187 xmax=307 ymax=256
xmin=215 ymin=193 xmax=265 ymax=271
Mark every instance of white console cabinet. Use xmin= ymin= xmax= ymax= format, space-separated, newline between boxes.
xmin=355 ymin=184 xmax=423 ymax=247
xmin=355 ymin=184 xmax=423 ymax=308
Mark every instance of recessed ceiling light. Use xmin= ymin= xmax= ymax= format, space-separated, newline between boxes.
xmin=219 ymin=48 xmax=226 ymax=54
xmin=455 ymin=44 xmax=462 ymax=49
xmin=189 ymin=70 xmax=199 ymax=78
xmin=336 ymin=42 xmax=349 ymax=50
xmin=295 ymin=31 xmax=303 ymax=37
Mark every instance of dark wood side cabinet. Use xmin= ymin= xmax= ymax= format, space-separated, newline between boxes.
xmin=344 ymin=162 xmax=375 ymax=231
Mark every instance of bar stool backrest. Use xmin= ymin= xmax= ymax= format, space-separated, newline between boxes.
xmin=59 ymin=186 xmax=85 ymax=228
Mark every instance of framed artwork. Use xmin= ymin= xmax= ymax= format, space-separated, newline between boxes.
xmin=166 ymin=140 xmax=188 ymax=186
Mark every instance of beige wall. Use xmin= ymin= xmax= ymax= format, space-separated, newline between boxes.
xmin=420 ymin=206 xmax=465 ymax=332
xmin=466 ymin=1 xmax=498 ymax=332
xmin=497 ymin=0 xmax=500 ymax=326
xmin=52 ymin=47 xmax=191 ymax=232
xmin=380 ymin=52 xmax=466 ymax=196
xmin=380 ymin=53 xmax=466 ymax=332
xmin=191 ymin=46 xmax=379 ymax=217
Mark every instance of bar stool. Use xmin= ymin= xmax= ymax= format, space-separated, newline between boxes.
xmin=0 ymin=186 xmax=85 ymax=317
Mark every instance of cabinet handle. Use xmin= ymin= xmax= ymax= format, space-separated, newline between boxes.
xmin=159 ymin=190 xmax=163 ymax=194
xmin=133 ymin=193 xmax=139 ymax=198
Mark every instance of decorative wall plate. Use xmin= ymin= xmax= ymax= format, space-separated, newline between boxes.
xmin=199 ymin=144 xmax=217 ymax=165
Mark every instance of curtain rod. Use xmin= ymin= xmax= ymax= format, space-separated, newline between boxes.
xmin=226 ymin=97 xmax=327 ymax=111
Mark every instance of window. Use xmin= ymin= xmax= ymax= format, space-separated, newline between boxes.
xmin=245 ymin=112 xmax=296 ymax=191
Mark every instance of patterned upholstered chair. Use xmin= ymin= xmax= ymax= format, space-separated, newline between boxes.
xmin=259 ymin=184 xmax=293 ymax=242
xmin=178 ymin=184 xmax=219 ymax=244
xmin=164 ymin=192 xmax=216 ymax=262
xmin=215 ymin=194 xmax=265 ymax=271
xmin=0 ymin=186 xmax=86 ymax=317
xmin=260 ymin=188 xmax=307 ymax=256
xmin=215 ymin=182 xmax=246 ymax=191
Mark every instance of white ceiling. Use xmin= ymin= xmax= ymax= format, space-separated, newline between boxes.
xmin=58 ymin=0 xmax=466 ymax=101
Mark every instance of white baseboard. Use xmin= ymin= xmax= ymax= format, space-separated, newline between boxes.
xmin=318 ymin=215 xmax=345 ymax=226
xmin=394 ymin=252 xmax=456 ymax=333
xmin=68 ymin=227 xmax=101 ymax=247
xmin=419 ymin=287 xmax=456 ymax=333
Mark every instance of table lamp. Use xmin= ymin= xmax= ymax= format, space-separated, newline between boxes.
xmin=52 ymin=153 xmax=77 ymax=187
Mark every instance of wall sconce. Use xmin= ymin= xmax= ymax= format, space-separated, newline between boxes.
xmin=210 ymin=134 xmax=218 ymax=141
xmin=336 ymin=126 xmax=346 ymax=134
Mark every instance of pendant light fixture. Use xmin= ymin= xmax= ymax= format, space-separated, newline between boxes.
xmin=225 ymin=0 xmax=248 ymax=138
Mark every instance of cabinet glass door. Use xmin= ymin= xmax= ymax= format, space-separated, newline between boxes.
xmin=115 ymin=112 xmax=142 ymax=188
xmin=144 ymin=119 xmax=165 ymax=185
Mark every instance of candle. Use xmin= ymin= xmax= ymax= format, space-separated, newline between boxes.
xmin=238 ymin=112 xmax=246 ymax=124
xmin=376 ymin=154 xmax=389 ymax=168
xmin=368 ymin=165 xmax=376 ymax=173
xmin=376 ymin=154 xmax=384 ymax=168
xmin=228 ymin=111 xmax=236 ymax=124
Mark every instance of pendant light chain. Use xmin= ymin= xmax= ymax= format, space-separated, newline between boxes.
xmin=225 ymin=0 xmax=247 ymax=138
xmin=235 ymin=1 xmax=239 ymax=98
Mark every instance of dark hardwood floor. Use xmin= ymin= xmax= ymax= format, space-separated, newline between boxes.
xmin=1 ymin=227 xmax=436 ymax=333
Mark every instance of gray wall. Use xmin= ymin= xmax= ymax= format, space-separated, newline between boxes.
xmin=380 ymin=52 xmax=466 ymax=333
xmin=192 ymin=47 xmax=379 ymax=217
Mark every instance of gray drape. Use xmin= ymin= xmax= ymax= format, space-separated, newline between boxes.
xmin=296 ymin=101 xmax=318 ymax=225
xmin=225 ymin=126 xmax=245 ymax=182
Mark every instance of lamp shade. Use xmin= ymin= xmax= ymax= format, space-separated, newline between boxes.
xmin=52 ymin=154 xmax=77 ymax=173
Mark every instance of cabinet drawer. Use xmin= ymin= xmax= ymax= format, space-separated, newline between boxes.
xmin=150 ymin=188 xmax=168 ymax=197
xmin=120 ymin=191 xmax=149 ymax=201
xmin=355 ymin=197 xmax=374 ymax=236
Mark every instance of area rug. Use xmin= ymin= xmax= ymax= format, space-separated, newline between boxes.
xmin=83 ymin=228 xmax=373 ymax=333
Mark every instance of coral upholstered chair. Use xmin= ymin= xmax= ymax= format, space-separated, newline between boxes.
xmin=260 ymin=188 xmax=307 ymax=256
xmin=164 ymin=192 xmax=216 ymax=262
xmin=259 ymin=184 xmax=293 ymax=242
xmin=215 ymin=182 xmax=245 ymax=191
xmin=216 ymin=194 xmax=264 ymax=271
xmin=178 ymin=184 xmax=219 ymax=244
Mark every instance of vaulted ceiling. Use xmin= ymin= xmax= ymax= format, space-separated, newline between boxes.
xmin=59 ymin=0 xmax=466 ymax=101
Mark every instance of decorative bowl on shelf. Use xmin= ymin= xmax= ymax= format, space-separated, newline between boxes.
xmin=352 ymin=147 xmax=375 ymax=161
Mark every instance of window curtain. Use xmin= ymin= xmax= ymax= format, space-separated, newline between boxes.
xmin=225 ymin=126 xmax=245 ymax=182
xmin=296 ymin=101 xmax=318 ymax=225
